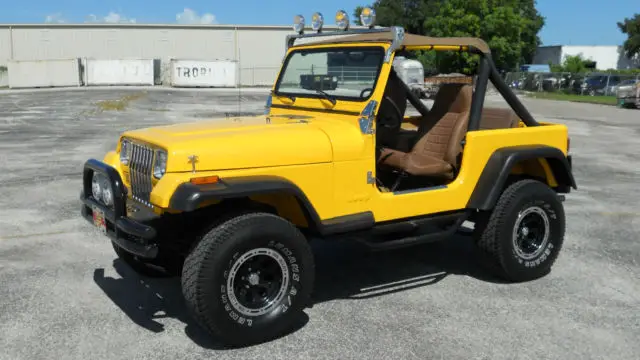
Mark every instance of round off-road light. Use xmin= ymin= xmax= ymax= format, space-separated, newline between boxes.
xmin=311 ymin=12 xmax=324 ymax=32
xmin=91 ymin=172 xmax=103 ymax=200
xmin=360 ymin=7 xmax=376 ymax=28
xmin=335 ymin=10 xmax=349 ymax=31
xmin=293 ymin=15 xmax=305 ymax=34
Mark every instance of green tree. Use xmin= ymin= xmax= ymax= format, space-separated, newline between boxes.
xmin=423 ymin=0 xmax=545 ymax=72
xmin=353 ymin=0 xmax=545 ymax=73
xmin=355 ymin=0 xmax=437 ymax=34
xmin=517 ymin=0 xmax=546 ymax=68
xmin=561 ymin=54 xmax=589 ymax=73
xmin=617 ymin=14 xmax=640 ymax=60
xmin=353 ymin=6 xmax=364 ymax=26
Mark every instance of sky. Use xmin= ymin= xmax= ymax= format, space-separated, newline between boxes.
xmin=0 ymin=0 xmax=635 ymax=46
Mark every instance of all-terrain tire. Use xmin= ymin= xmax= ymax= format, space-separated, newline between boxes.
xmin=181 ymin=212 xmax=315 ymax=347
xmin=475 ymin=179 xmax=566 ymax=282
xmin=111 ymin=241 xmax=177 ymax=278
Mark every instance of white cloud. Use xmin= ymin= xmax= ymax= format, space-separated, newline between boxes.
xmin=85 ymin=12 xmax=136 ymax=24
xmin=176 ymin=8 xmax=217 ymax=24
xmin=45 ymin=13 xmax=67 ymax=23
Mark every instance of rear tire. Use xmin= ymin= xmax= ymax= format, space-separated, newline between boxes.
xmin=181 ymin=212 xmax=314 ymax=347
xmin=474 ymin=179 xmax=566 ymax=282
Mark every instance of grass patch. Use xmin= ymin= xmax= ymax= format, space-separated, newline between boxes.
xmin=526 ymin=92 xmax=618 ymax=106
xmin=95 ymin=92 xmax=146 ymax=111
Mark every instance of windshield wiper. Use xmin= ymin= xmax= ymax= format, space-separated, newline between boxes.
xmin=314 ymin=89 xmax=336 ymax=106
xmin=271 ymin=90 xmax=296 ymax=102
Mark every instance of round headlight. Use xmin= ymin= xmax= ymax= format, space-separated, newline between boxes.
xmin=91 ymin=172 xmax=103 ymax=200
xmin=293 ymin=15 xmax=305 ymax=34
xmin=335 ymin=10 xmax=350 ymax=31
xmin=311 ymin=12 xmax=324 ymax=32
xmin=120 ymin=139 xmax=131 ymax=165
xmin=360 ymin=7 xmax=376 ymax=28
xmin=101 ymin=176 xmax=113 ymax=206
xmin=153 ymin=150 xmax=167 ymax=179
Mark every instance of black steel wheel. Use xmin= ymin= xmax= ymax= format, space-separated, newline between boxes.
xmin=511 ymin=206 xmax=551 ymax=261
xmin=475 ymin=179 xmax=566 ymax=282
xmin=226 ymin=247 xmax=290 ymax=318
xmin=181 ymin=212 xmax=314 ymax=347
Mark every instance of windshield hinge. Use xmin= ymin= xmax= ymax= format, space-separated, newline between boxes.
xmin=367 ymin=171 xmax=375 ymax=184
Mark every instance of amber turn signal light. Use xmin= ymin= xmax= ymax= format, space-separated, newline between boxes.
xmin=190 ymin=175 xmax=220 ymax=185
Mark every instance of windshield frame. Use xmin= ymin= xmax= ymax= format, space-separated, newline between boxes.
xmin=273 ymin=45 xmax=387 ymax=103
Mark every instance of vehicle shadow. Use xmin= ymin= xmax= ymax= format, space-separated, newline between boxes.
xmin=309 ymin=233 xmax=507 ymax=304
xmin=92 ymin=233 xmax=506 ymax=349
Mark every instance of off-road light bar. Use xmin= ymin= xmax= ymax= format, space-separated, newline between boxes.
xmin=360 ymin=7 xmax=376 ymax=28
xmin=335 ymin=10 xmax=349 ymax=31
xmin=311 ymin=12 xmax=324 ymax=32
xmin=293 ymin=14 xmax=305 ymax=34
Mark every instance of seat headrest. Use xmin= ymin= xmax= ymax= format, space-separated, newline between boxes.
xmin=434 ymin=83 xmax=473 ymax=114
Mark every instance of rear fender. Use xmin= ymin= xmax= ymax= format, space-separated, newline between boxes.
xmin=467 ymin=145 xmax=576 ymax=210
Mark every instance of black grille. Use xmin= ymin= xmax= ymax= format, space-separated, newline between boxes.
xmin=129 ymin=143 xmax=154 ymax=207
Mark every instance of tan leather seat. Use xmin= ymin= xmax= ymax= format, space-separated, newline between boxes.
xmin=478 ymin=107 xmax=520 ymax=129
xmin=378 ymin=83 xmax=473 ymax=180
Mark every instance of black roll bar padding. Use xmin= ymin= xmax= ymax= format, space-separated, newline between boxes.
xmin=468 ymin=56 xmax=490 ymax=131
xmin=396 ymin=75 xmax=431 ymax=116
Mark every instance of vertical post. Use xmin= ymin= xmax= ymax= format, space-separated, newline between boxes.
xmin=604 ymin=73 xmax=611 ymax=96
xmin=234 ymin=27 xmax=239 ymax=62
xmin=9 ymin=26 xmax=14 ymax=60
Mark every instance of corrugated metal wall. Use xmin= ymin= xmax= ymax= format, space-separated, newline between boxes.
xmin=560 ymin=46 xmax=620 ymax=70
xmin=0 ymin=24 xmax=352 ymax=85
xmin=237 ymin=29 xmax=289 ymax=86
xmin=0 ymin=28 xmax=11 ymax=64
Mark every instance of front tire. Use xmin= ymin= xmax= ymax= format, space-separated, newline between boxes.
xmin=475 ymin=179 xmax=566 ymax=282
xmin=181 ymin=212 xmax=314 ymax=347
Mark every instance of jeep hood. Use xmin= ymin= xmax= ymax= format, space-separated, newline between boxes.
xmin=122 ymin=114 xmax=344 ymax=172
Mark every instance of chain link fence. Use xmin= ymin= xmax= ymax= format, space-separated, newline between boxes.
xmin=503 ymin=71 xmax=640 ymax=97
xmin=237 ymin=66 xmax=379 ymax=87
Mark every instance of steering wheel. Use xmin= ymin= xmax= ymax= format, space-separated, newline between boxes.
xmin=378 ymin=95 xmax=403 ymax=132
xmin=360 ymin=88 xmax=374 ymax=98
xmin=374 ymin=95 xmax=404 ymax=163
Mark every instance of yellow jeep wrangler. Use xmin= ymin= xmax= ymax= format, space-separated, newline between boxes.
xmin=80 ymin=9 xmax=576 ymax=346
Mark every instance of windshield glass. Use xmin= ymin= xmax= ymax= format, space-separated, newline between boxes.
xmin=274 ymin=46 xmax=385 ymax=102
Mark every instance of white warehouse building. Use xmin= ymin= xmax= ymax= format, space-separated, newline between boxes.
xmin=0 ymin=23 xmax=361 ymax=88
xmin=533 ymin=45 xmax=639 ymax=70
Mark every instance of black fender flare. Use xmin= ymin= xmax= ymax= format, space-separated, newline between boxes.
xmin=466 ymin=145 xmax=577 ymax=210
xmin=168 ymin=175 xmax=375 ymax=236
xmin=169 ymin=175 xmax=320 ymax=220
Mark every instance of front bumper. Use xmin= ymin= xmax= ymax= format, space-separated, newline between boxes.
xmin=80 ymin=159 xmax=159 ymax=259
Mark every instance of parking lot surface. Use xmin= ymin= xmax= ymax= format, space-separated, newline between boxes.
xmin=0 ymin=88 xmax=638 ymax=360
